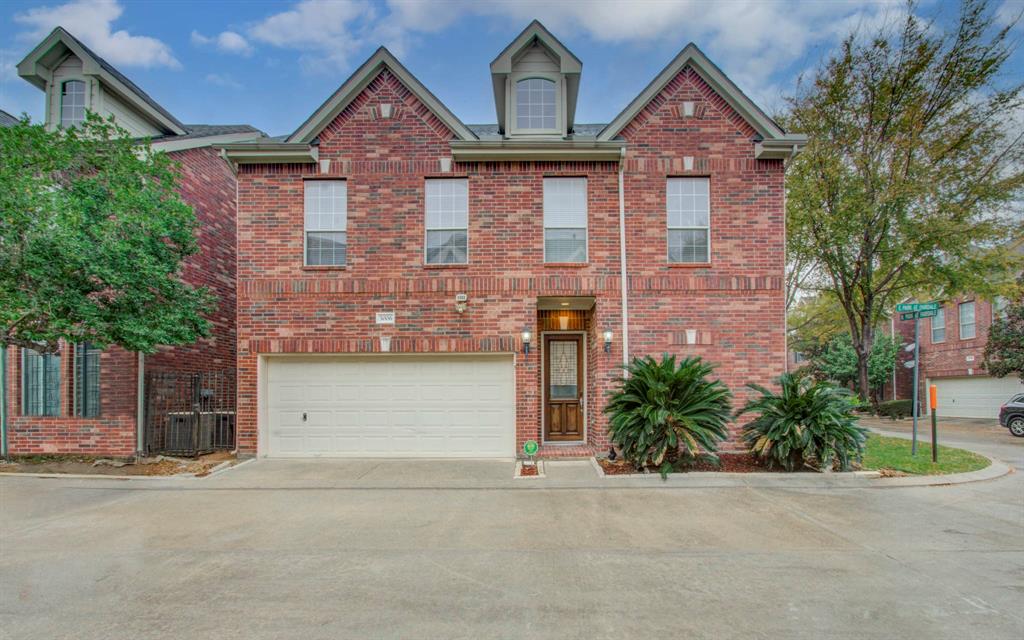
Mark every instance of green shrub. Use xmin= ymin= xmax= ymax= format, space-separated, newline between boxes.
xmin=876 ymin=399 xmax=913 ymax=420
xmin=604 ymin=355 xmax=732 ymax=477
xmin=737 ymin=373 xmax=868 ymax=472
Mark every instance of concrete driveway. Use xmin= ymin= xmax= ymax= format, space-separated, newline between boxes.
xmin=2 ymin=446 xmax=1023 ymax=639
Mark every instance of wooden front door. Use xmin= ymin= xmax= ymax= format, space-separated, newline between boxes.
xmin=544 ymin=334 xmax=584 ymax=441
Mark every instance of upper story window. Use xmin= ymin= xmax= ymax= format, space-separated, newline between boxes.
xmin=543 ymin=177 xmax=587 ymax=263
xmin=60 ymin=80 xmax=85 ymax=128
xmin=667 ymin=178 xmax=710 ymax=263
xmin=425 ymin=179 xmax=468 ymax=264
xmin=74 ymin=342 xmax=101 ymax=418
xmin=23 ymin=348 xmax=61 ymax=416
xmin=931 ymin=308 xmax=945 ymax=343
xmin=515 ymin=77 xmax=557 ymax=132
xmin=304 ymin=180 xmax=347 ymax=267
xmin=959 ymin=301 xmax=976 ymax=340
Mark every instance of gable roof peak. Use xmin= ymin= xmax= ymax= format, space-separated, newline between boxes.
xmin=287 ymin=46 xmax=475 ymax=143
xmin=598 ymin=41 xmax=801 ymax=145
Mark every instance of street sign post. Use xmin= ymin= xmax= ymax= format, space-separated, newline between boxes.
xmin=896 ymin=301 xmax=938 ymax=455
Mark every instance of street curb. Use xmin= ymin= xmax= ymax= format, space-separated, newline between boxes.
xmin=589 ymin=456 xmax=881 ymax=483
xmin=870 ymin=456 xmax=1012 ymax=488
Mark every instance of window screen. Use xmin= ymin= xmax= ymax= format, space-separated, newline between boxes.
xmin=667 ymin=177 xmax=710 ymax=263
xmin=543 ymin=177 xmax=587 ymax=263
xmin=23 ymin=348 xmax=60 ymax=416
xmin=304 ymin=180 xmax=347 ymax=266
xmin=425 ymin=179 xmax=468 ymax=264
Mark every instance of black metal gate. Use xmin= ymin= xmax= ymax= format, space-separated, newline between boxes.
xmin=144 ymin=371 xmax=235 ymax=456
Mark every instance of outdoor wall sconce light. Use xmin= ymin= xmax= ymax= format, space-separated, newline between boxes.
xmin=603 ymin=329 xmax=613 ymax=353
xmin=522 ymin=329 xmax=532 ymax=355
xmin=455 ymin=293 xmax=468 ymax=314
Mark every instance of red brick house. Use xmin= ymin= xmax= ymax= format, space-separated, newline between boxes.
xmin=1 ymin=28 xmax=262 ymax=457
xmin=892 ymin=292 xmax=1023 ymax=418
xmin=220 ymin=21 xmax=804 ymax=458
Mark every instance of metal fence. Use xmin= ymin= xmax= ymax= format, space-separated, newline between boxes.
xmin=144 ymin=371 xmax=235 ymax=456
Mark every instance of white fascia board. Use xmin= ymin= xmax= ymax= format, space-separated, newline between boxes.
xmin=218 ymin=143 xmax=318 ymax=164
xmin=151 ymin=131 xmax=265 ymax=153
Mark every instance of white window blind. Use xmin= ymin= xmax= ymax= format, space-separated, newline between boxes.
xmin=931 ymin=308 xmax=945 ymax=343
xmin=667 ymin=177 xmax=710 ymax=263
xmin=543 ymin=177 xmax=587 ymax=263
xmin=304 ymin=180 xmax=347 ymax=266
xmin=425 ymin=179 xmax=468 ymax=264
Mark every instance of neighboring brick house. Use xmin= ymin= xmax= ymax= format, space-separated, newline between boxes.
xmin=893 ymin=292 xmax=1023 ymax=418
xmin=220 ymin=21 xmax=805 ymax=458
xmin=1 ymin=28 xmax=262 ymax=456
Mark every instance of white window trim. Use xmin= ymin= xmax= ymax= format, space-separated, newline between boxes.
xmin=666 ymin=177 xmax=712 ymax=264
xmin=59 ymin=78 xmax=87 ymax=129
xmin=303 ymin=179 xmax=348 ymax=267
xmin=424 ymin=178 xmax=470 ymax=265
xmin=959 ymin=301 xmax=976 ymax=340
xmin=508 ymin=72 xmax=564 ymax=136
xmin=543 ymin=177 xmax=588 ymax=264
xmin=931 ymin=308 xmax=945 ymax=343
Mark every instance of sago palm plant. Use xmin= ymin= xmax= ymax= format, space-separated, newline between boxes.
xmin=737 ymin=373 xmax=867 ymax=471
xmin=604 ymin=355 xmax=732 ymax=477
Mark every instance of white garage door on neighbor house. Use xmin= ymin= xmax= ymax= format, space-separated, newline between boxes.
xmin=264 ymin=355 xmax=515 ymax=457
xmin=931 ymin=376 xmax=1024 ymax=419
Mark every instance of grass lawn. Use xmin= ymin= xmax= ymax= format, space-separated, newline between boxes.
xmin=862 ymin=435 xmax=990 ymax=475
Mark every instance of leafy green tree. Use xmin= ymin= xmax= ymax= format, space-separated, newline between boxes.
xmin=815 ymin=333 xmax=900 ymax=402
xmin=784 ymin=0 xmax=1023 ymax=401
xmin=0 ymin=113 xmax=212 ymax=353
xmin=984 ymin=284 xmax=1024 ymax=382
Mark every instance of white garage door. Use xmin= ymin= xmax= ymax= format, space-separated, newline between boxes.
xmin=931 ymin=376 xmax=1024 ymax=419
xmin=264 ymin=355 xmax=515 ymax=457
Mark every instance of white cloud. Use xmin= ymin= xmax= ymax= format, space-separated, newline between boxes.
xmin=205 ymin=73 xmax=242 ymax=89
xmin=14 ymin=0 xmax=180 ymax=69
xmin=192 ymin=30 xmax=255 ymax=56
xmin=248 ymin=0 xmax=374 ymax=72
xmin=995 ymin=1 xmax=1024 ymax=29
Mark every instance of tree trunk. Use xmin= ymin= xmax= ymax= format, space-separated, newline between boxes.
xmin=855 ymin=321 xmax=873 ymax=403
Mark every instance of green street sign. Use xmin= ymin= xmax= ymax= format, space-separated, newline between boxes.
xmin=901 ymin=309 xmax=939 ymax=321
xmin=896 ymin=301 xmax=939 ymax=312
xmin=523 ymin=440 xmax=538 ymax=457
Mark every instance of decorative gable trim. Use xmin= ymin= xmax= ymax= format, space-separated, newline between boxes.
xmin=287 ymin=47 xmax=476 ymax=143
xmin=598 ymin=43 xmax=806 ymax=154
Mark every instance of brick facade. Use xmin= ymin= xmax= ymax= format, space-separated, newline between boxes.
xmin=4 ymin=146 xmax=238 ymax=456
xmin=235 ymin=66 xmax=786 ymax=455
xmin=893 ymin=297 xmax=1001 ymax=412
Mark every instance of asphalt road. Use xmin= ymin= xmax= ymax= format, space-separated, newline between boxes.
xmin=1 ymin=425 xmax=1021 ymax=639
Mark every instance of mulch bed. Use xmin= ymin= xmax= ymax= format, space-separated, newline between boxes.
xmin=518 ymin=463 xmax=539 ymax=477
xmin=598 ymin=452 xmax=813 ymax=475
xmin=0 ymin=451 xmax=236 ymax=477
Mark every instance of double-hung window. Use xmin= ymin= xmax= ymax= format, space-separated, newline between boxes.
xmin=425 ymin=179 xmax=468 ymax=264
xmin=74 ymin=342 xmax=101 ymax=417
xmin=931 ymin=308 xmax=945 ymax=343
xmin=959 ymin=301 xmax=976 ymax=339
xmin=60 ymin=80 xmax=85 ymax=128
xmin=667 ymin=177 xmax=710 ymax=263
xmin=23 ymin=348 xmax=60 ymax=416
xmin=543 ymin=177 xmax=587 ymax=263
xmin=304 ymin=180 xmax=347 ymax=266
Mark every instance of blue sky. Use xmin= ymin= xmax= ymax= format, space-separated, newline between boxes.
xmin=2 ymin=0 xmax=1022 ymax=137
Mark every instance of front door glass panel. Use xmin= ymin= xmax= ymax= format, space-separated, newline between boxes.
xmin=549 ymin=340 xmax=577 ymax=399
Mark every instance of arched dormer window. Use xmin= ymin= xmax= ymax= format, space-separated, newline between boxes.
xmin=60 ymin=80 xmax=85 ymax=128
xmin=515 ymin=77 xmax=557 ymax=132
